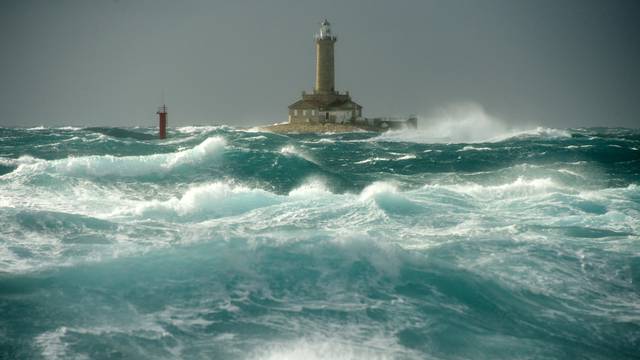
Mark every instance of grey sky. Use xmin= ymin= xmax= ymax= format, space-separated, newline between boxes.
xmin=1 ymin=0 xmax=639 ymax=128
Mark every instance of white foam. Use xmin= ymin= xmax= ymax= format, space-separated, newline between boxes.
xmin=396 ymin=154 xmax=417 ymax=160
xmin=354 ymin=157 xmax=391 ymax=164
xmin=35 ymin=327 xmax=69 ymax=360
xmin=252 ymin=338 xmax=398 ymax=360
xmin=0 ymin=155 xmax=39 ymax=167
xmin=244 ymin=135 xmax=268 ymax=141
xmin=36 ymin=322 xmax=173 ymax=360
xmin=303 ymin=138 xmax=336 ymax=144
xmin=288 ymin=179 xmax=332 ymax=199
xmin=280 ymin=145 xmax=297 ymax=155
xmin=175 ymin=125 xmax=221 ymax=134
xmin=280 ymin=145 xmax=317 ymax=164
xmin=566 ymin=145 xmax=593 ymax=149
xmin=557 ymin=169 xmax=584 ymax=177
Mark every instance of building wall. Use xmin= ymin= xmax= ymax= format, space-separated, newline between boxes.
xmin=289 ymin=108 xmax=321 ymax=123
xmin=289 ymin=108 xmax=359 ymax=124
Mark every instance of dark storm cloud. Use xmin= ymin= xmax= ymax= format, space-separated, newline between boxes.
xmin=0 ymin=0 xmax=639 ymax=128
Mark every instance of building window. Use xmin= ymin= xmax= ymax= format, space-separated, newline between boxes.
xmin=311 ymin=109 xmax=315 ymax=115
xmin=294 ymin=110 xmax=298 ymax=116
xmin=303 ymin=110 xmax=307 ymax=116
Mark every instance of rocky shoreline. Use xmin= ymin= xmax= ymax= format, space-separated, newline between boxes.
xmin=260 ymin=122 xmax=370 ymax=134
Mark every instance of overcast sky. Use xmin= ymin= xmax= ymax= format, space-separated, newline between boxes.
xmin=1 ymin=0 xmax=639 ymax=128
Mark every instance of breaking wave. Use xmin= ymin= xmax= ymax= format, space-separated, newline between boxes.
xmin=5 ymin=136 xmax=225 ymax=178
xmin=131 ymin=182 xmax=282 ymax=220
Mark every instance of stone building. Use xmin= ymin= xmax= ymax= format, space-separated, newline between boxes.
xmin=288 ymin=20 xmax=362 ymax=124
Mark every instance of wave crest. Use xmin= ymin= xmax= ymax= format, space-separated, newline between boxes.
xmin=133 ymin=181 xmax=280 ymax=219
xmin=424 ymin=177 xmax=561 ymax=200
xmin=8 ymin=137 xmax=226 ymax=178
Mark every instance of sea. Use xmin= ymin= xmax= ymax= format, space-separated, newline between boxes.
xmin=0 ymin=122 xmax=639 ymax=359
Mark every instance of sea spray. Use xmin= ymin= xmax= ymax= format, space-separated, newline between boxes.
xmin=373 ymin=102 xmax=570 ymax=144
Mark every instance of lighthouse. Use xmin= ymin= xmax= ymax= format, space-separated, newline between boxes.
xmin=287 ymin=20 xmax=362 ymax=124
xmin=315 ymin=19 xmax=337 ymax=94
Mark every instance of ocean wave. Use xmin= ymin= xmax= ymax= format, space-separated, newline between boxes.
xmin=85 ymin=127 xmax=158 ymax=141
xmin=6 ymin=137 xmax=226 ymax=178
xmin=359 ymin=182 xmax=423 ymax=214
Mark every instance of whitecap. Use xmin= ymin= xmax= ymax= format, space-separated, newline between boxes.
xmin=396 ymin=154 xmax=417 ymax=160
xmin=354 ymin=157 xmax=391 ymax=164
xmin=458 ymin=146 xmax=491 ymax=152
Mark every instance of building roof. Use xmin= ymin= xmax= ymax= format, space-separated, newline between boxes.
xmin=288 ymin=97 xmax=362 ymax=110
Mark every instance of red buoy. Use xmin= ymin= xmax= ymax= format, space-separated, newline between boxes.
xmin=157 ymin=105 xmax=167 ymax=139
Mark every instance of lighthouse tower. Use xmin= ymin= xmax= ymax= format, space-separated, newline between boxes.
xmin=314 ymin=19 xmax=337 ymax=95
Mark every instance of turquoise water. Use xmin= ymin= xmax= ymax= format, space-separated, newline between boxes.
xmin=0 ymin=125 xmax=639 ymax=359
